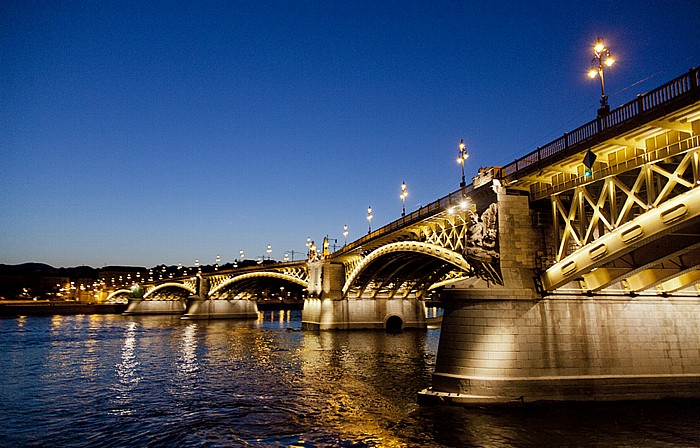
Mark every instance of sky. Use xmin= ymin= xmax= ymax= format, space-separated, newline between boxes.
xmin=2 ymin=0 xmax=699 ymax=268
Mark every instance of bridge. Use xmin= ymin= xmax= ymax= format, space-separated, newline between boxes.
xmin=117 ymin=67 xmax=700 ymax=403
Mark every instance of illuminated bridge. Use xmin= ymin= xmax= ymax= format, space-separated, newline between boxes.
xmin=118 ymin=67 xmax=700 ymax=404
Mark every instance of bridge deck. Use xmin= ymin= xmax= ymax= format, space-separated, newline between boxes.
xmin=336 ymin=67 xmax=699 ymax=258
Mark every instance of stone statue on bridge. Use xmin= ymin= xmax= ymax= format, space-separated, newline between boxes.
xmin=464 ymin=203 xmax=502 ymax=284
xmin=308 ymin=240 xmax=320 ymax=262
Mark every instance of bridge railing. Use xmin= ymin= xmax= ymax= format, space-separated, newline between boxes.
xmin=337 ymin=67 xmax=699 ymax=257
xmin=500 ymin=66 xmax=699 ymax=180
xmin=339 ymin=183 xmax=475 ymax=254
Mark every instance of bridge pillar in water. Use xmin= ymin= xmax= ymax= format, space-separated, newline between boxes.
xmin=419 ymin=190 xmax=700 ymax=404
xmin=181 ymin=274 xmax=258 ymax=320
xmin=122 ymin=283 xmax=186 ymax=315
xmin=301 ymin=260 xmax=426 ymax=330
xmin=122 ymin=298 xmax=186 ymax=315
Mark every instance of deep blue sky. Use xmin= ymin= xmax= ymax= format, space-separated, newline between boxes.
xmin=2 ymin=1 xmax=699 ymax=268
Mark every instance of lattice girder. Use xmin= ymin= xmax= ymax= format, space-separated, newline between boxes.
xmin=420 ymin=213 xmax=470 ymax=253
xmin=208 ymin=271 xmax=308 ymax=298
xmin=542 ymin=185 xmax=700 ymax=291
xmin=343 ymin=241 xmax=472 ymax=298
xmin=551 ymin=148 xmax=700 ymax=262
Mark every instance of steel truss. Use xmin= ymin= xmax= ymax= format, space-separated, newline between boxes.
xmin=551 ymin=147 xmax=700 ymax=263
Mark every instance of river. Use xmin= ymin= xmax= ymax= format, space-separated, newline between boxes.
xmin=1 ymin=311 xmax=698 ymax=447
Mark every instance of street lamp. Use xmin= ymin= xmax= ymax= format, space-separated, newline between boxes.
xmin=367 ymin=206 xmax=373 ymax=234
xmin=239 ymin=250 xmax=244 ymax=262
xmin=343 ymin=225 xmax=348 ymax=246
xmin=400 ymin=181 xmax=408 ymax=217
xmin=267 ymin=244 xmax=272 ymax=260
xmin=457 ymin=139 xmax=468 ymax=188
xmin=588 ymin=37 xmax=615 ymax=116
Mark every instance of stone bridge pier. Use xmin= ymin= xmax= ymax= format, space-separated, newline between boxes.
xmin=181 ymin=274 xmax=258 ymax=320
xmin=419 ymin=191 xmax=700 ymax=404
xmin=301 ymin=260 xmax=426 ymax=331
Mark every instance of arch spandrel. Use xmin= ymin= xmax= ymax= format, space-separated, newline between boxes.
xmin=208 ymin=271 xmax=309 ymax=297
xmin=342 ymin=241 xmax=473 ymax=296
xmin=143 ymin=282 xmax=197 ymax=299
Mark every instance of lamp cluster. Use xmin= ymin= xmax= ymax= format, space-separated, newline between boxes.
xmin=588 ymin=38 xmax=615 ymax=114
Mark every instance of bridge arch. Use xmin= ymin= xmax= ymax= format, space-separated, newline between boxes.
xmin=143 ymin=282 xmax=196 ymax=299
xmin=105 ymin=289 xmax=132 ymax=302
xmin=208 ymin=272 xmax=309 ymax=298
xmin=342 ymin=241 xmax=472 ymax=297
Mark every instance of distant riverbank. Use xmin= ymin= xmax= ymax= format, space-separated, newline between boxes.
xmin=0 ymin=299 xmax=305 ymax=317
xmin=1 ymin=299 xmax=440 ymax=318
xmin=0 ymin=300 xmax=128 ymax=317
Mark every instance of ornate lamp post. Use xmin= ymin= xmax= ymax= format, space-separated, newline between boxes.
xmin=457 ymin=139 xmax=468 ymax=188
xmin=343 ymin=225 xmax=348 ymax=246
xmin=367 ymin=206 xmax=373 ymax=234
xmin=588 ymin=37 xmax=615 ymax=116
xmin=267 ymin=244 xmax=272 ymax=260
xmin=400 ymin=181 xmax=408 ymax=217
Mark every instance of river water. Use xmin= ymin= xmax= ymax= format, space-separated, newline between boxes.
xmin=1 ymin=311 xmax=698 ymax=447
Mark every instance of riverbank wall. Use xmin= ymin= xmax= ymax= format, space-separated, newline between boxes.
xmin=0 ymin=300 xmax=128 ymax=317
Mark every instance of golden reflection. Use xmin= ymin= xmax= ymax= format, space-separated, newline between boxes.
xmin=50 ymin=315 xmax=63 ymax=331
xmin=111 ymin=321 xmax=140 ymax=416
xmin=177 ymin=323 xmax=199 ymax=377
xmin=296 ymin=331 xmax=428 ymax=446
xmin=80 ymin=319 xmax=99 ymax=377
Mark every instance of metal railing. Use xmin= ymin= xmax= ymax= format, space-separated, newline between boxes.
xmin=338 ymin=183 xmax=475 ymax=255
xmin=501 ymin=66 xmax=699 ymax=178
xmin=336 ymin=67 xmax=699 ymax=256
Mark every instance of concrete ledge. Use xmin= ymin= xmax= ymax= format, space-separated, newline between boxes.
xmin=418 ymin=388 xmax=522 ymax=406
xmin=420 ymin=373 xmax=700 ymax=405
xmin=181 ymin=312 xmax=258 ymax=320
xmin=301 ymin=320 xmax=427 ymax=331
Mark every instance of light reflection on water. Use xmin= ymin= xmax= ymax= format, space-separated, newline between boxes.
xmin=112 ymin=321 xmax=140 ymax=416
xmin=0 ymin=312 xmax=698 ymax=447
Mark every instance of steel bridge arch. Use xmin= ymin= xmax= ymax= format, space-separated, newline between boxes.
xmin=342 ymin=241 xmax=472 ymax=296
xmin=143 ymin=282 xmax=196 ymax=298
xmin=105 ymin=289 xmax=132 ymax=302
xmin=208 ymin=272 xmax=309 ymax=297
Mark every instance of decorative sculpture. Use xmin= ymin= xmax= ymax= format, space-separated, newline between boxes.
xmin=463 ymin=203 xmax=502 ymax=284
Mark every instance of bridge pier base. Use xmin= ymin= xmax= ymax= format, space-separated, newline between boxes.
xmin=419 ymin=294 xmax=700 ymax=405
xmin=122 ymin=298 xmax=186 ymax=315
xmin=301 ymin=259 xmax=426 ymax=330
xmin=301 ymin=297 xmax=427 ymax=331
xmin=181 ymin=298 xmax=258 ymax=320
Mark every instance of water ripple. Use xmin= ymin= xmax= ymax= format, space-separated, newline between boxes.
xmin=1 ymin=313 xmax=698 ymax=447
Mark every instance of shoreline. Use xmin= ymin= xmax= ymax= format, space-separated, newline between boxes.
xmin=1 ymin=300 xmax=439 ymax=318
xmin=0 ymin=301 xmax=128 ymax=317
xmin=0 ymin=300 xmax=305 ymax=317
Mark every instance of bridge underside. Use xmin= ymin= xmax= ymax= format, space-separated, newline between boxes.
xmin=345 ymin=250 xmax=468 ymax=300
xmin=210 ymin=276 xmax=306 ymax=301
